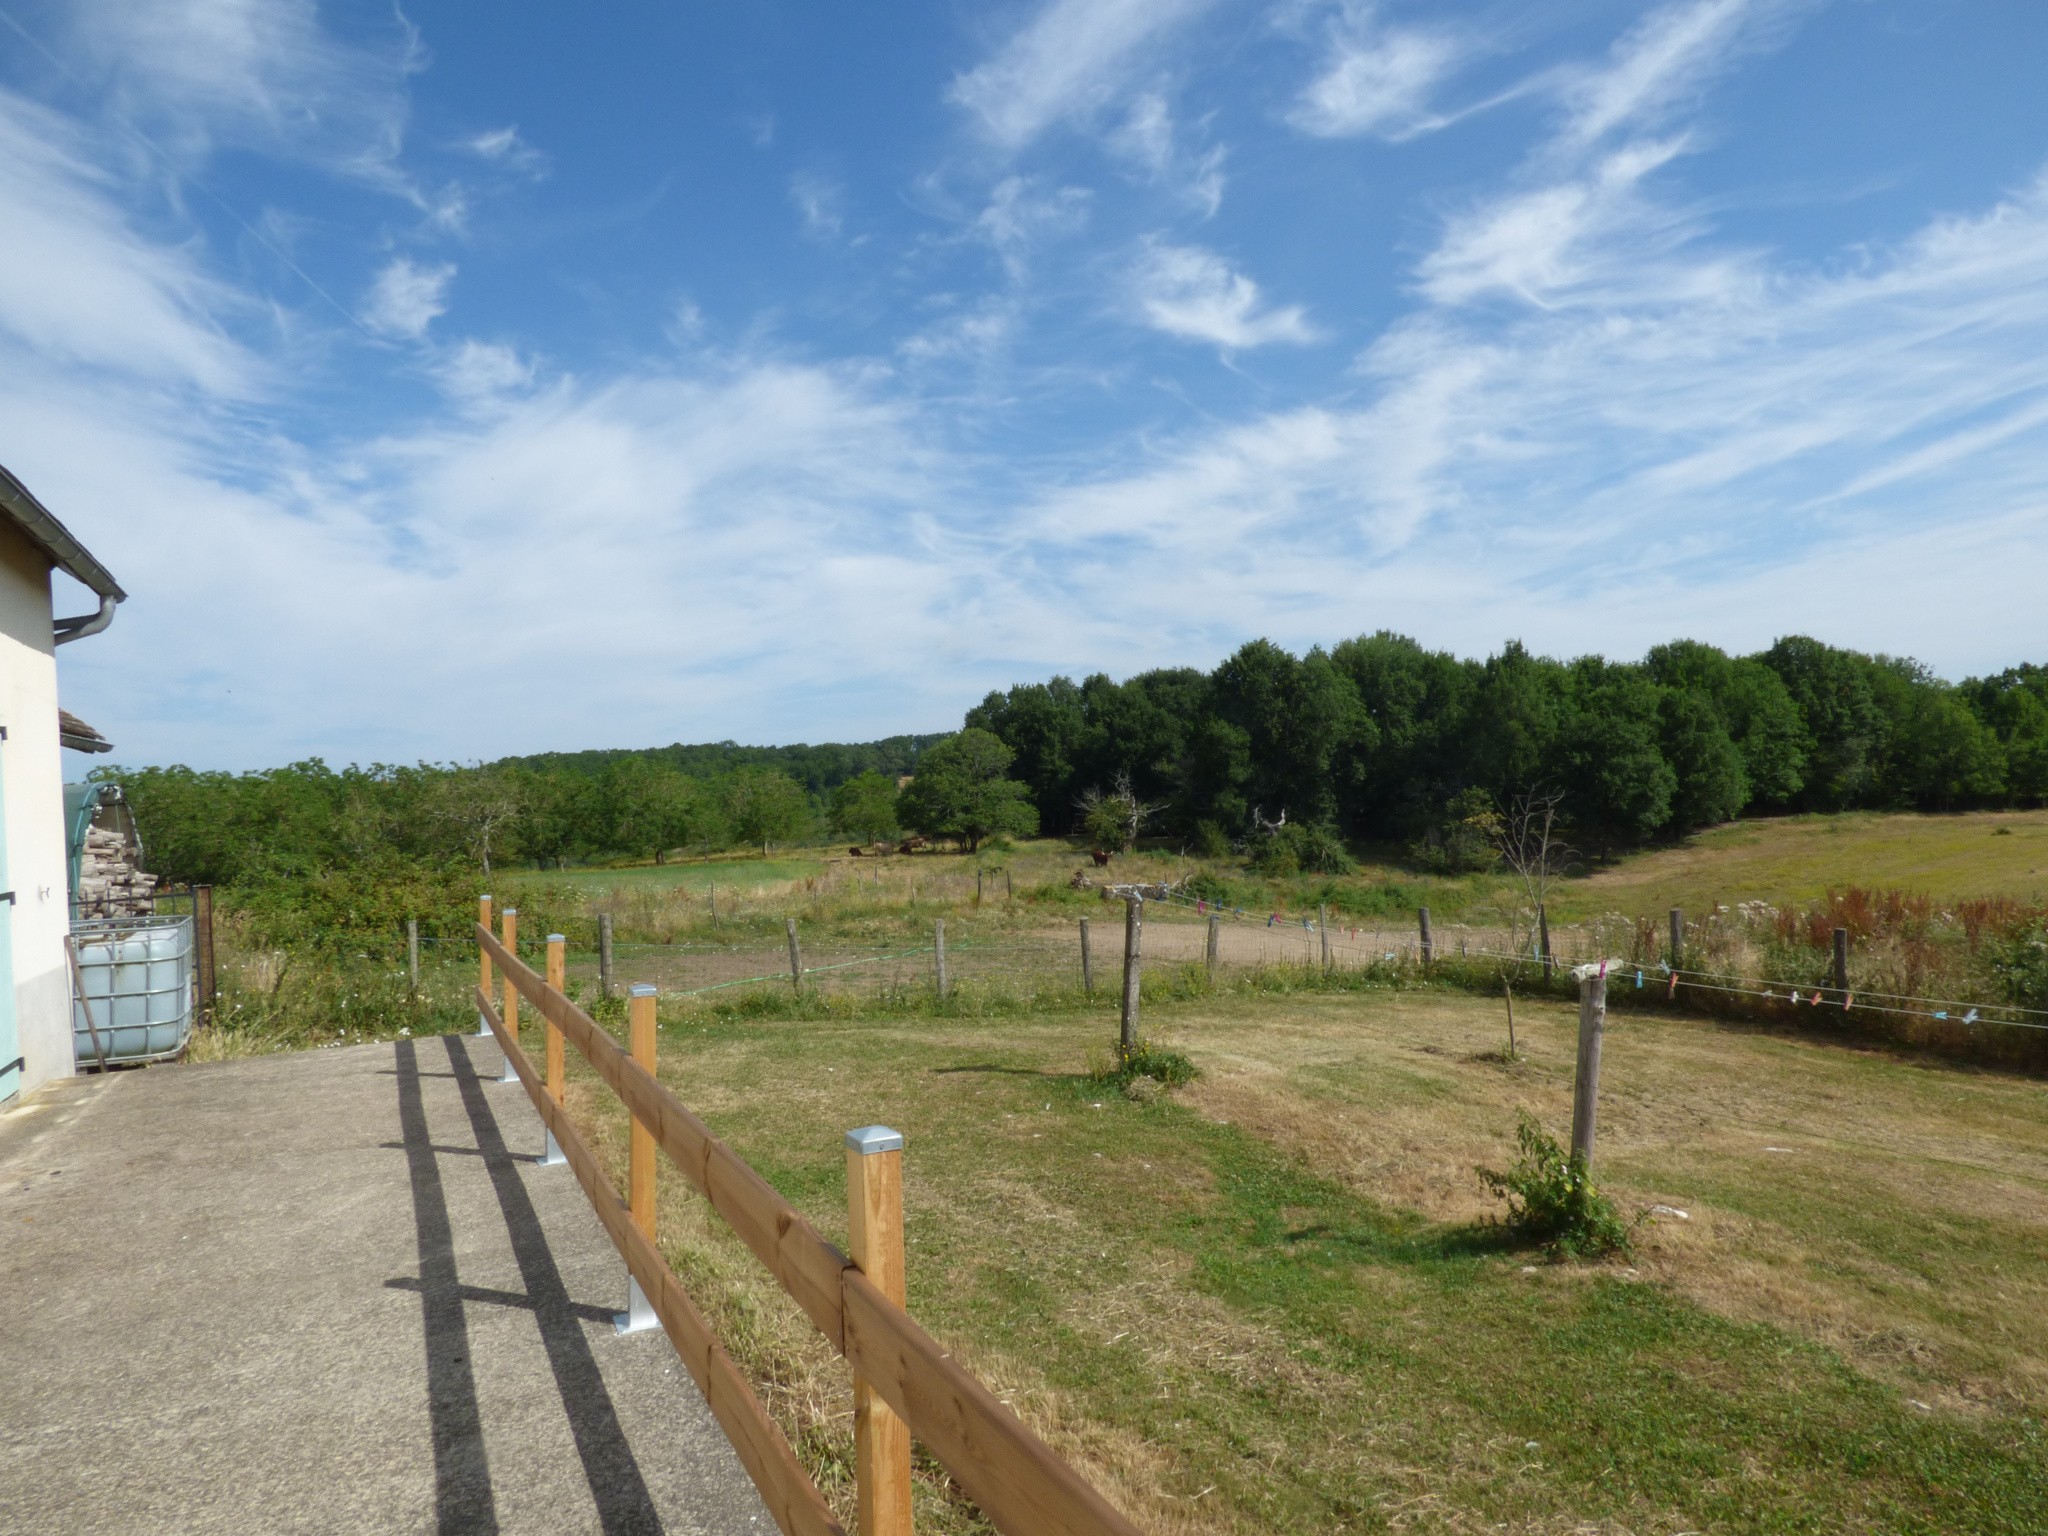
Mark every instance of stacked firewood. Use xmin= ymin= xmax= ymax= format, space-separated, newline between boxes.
xmin=75 ymin=826 xmax=158 ymax=918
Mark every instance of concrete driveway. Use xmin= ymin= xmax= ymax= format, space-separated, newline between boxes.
xmin=0 ymin=1035 xmax=770 ymax=1535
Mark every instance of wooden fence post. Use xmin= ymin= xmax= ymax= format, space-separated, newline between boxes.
xmin=476 ymin=894 xmax=493 ymax=1035
xmin=1833 ymin=926 xmax=1849 ymax=997
xmin=1669 ymin=907 xmax=1683 ymax=971
xmin=787 ymin=917 xmax=803 ymax=993
xmin=406 ymin=917 xmax=419 ymax=995
xmin=975 ymin=868 xmax=983 ymax=905
xmin=1119 ymin=897 xmax=1143 ymax=1058
xmin=846 ymin=1125 xmax=913 ymax=1536
xmin=598 ymin=912 xmax=615 ymax=1001
xmin=193 ymin=884 xmax=216 ymax=1025
xmin=1571 ymin=966 xmax=1607 ymax=1167
xmin=1318 ymin=904 xmax=1331 ymax=973
xmin=541 ymin=934 xmax=569 ymax=1166
xmin=1539 ymin=904 xmax=1554 ymax=978
xmin=934 ymin=918 xmax=948 ymax=1000
xmin=1079 ymin=917 xmax=1093 ymax=997
xmin=1418 ymin=906 xmax=1433 ymax=966
xmin=1005 ymin=870 xmax=1012 ymax=899
xmin=1206 ymin=915 xmax=1220 ymax=979
xmin=616 ymin=984 xmax=660 ymax=1334
xmin=497 ymin=908 xmax=520 ymax=1082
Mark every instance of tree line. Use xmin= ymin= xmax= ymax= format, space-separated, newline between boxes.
xmin=112 ymin=631 xmax=2048 ymax=889
xmin=965 ymin=633 xmax=2048 ymax=866
xmin=111 ymin=730 xmax=1035 ymax=886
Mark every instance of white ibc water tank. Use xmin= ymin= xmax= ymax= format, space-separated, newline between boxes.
xmin=71 ymin=916 xmax=195 ymax=1066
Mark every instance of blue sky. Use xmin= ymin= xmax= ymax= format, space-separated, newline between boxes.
xmin=5 ymin=0 xmax=2047 ymax=769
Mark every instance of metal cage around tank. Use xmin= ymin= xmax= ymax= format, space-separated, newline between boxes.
xmin=70 ymin=915 xmax=195 ymax=1066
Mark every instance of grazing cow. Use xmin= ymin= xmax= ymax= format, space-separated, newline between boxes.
xmin=898 ymin=835 xmax=929 ymax=855
xmin=1091 ymin=849 xmax=1111 ymax=866
xmin=850 ymin=846 xmax=865 ymax=856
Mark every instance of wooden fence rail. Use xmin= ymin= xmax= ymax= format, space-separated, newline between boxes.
xmin=473 ymin=920 xmax=1143 ymax=1536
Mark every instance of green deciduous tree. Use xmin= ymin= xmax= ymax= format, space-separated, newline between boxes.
xmin=896 ymin=729 xmax=1038 ymax=853
xmin=830 ymin=770 xmax=901 ymax=844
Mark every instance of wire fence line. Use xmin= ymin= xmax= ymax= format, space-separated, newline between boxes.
xmin=411 ymin=893 xmax=2046 ymax=1042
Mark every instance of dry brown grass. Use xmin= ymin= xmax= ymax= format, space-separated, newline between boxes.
xmin=1162 ymin=989 xmax=2048 ymax=1412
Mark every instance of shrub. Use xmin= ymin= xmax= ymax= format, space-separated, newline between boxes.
xmin=1477 ymin=1112 xmax=1632 ymax=1258
xmin=1100 ymin=1039 xmax=1199 ymax=1089
xmin=1191 ymin=819 xmax=1233 ymax=859
xmin=1252 ymin=822 xmax=1357 ymax=876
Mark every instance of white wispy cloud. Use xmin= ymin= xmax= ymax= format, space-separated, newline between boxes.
xmin=0 ymin=89 xmax=252 ymax=394
xmin=1288 ymin=6 xmax=1466 ymax=140
xmin=362 ymin=257 xmax=454 ymax=339
xmin=1554 ymin=0 xmax=1766 ymax=152
xmin=948 ymin=0 xmax=1213 ymax=150
xmin=790 ymin=172 xmax=844 ymax=240
xmin=64 ymin=0 xmax=421 ymax=185
xmin=1130 ymin=243 xmax=1319 ymax=348
xmin=432 ymin=339 xmax=534 ymax=408
xmin=1108 ymin=93 xmax=1227 ymax=215
xmin=462 ymin=124 xmax=548 ymax=177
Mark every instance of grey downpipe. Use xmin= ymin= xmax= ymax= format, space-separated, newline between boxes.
xmin=53 ymin=592 xmax=119 ymax=645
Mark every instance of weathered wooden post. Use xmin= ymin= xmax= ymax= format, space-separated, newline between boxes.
xmin=541 ymin=935 xmax=568 ymax=1166
xmin=1833 ymin=926 xmax=1849 ymax=997
xmin=616 ymin=984 xmax=659 ymax=1334
xmin=598 ymin=911 xmax=615 ymax=1001
xmin=476 ymin=894 xmax=493 ymax=1035
xmin=1318 ymin=903 xmax=1331 ymax=973
xmin=934 ymin=918 xmax=948 ymax=1000
xmin=786 ymin=917 xmax=803 ymax=993
xmin=407 ymin=917 xmax=419 ymax=994
xmin=497 ymin=908 xmax=520 ymax=1082
xmin=193 ymin=884 xmax=216 ymax=1025
xmin=1418 ymin=906 xmax=1433 ymax=966
xmin=1570 ymin=964 xmax=1607 ymax=1167
xmin=1669 ymin=907 xmax=1684 ymax=971
xmin=1119 ymin=896 xmax=1143 ymax=1058
xmin=1538 ymin=904 xmax=1554 ymax=978
xmin=1079 ymin=917 xmax=1094 ymax=997
xmin=845 ymin=1125 xmax=913 ymax=1536
xmin=975 ymin=868 xmax=983 ymax=905
xmin=709 ymin=881 xmax=717 ymax=923
xmin=1206 ymin=914 xmax=1220 ymax=979
xmin=1005 ymin=870 xmax=1013 ymax=899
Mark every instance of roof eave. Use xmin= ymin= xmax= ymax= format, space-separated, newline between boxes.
xmin=0 ymin=464 xmax=125 ymax=601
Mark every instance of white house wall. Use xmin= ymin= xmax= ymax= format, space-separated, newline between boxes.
xmin=0 ymin=525 xmax=73 ymax=1099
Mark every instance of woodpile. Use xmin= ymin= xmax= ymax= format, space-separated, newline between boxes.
xmin=75 ymin=825 xmax=157 ymax=918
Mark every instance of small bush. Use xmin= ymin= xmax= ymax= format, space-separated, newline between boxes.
xmin=1100 ymin=1039 xmax=1199 ymax=1090
xmin=1191 ymin=820 xmax=1233 ymax=859
xmin=1477 ymin=1112 xmax=1632 ymax=1258
xmin=1253 ymin=822 xmax=1357 ymax=876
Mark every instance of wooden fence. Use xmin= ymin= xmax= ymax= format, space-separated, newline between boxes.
xmin=471 ymin=906 xmax=1141 ymax=1536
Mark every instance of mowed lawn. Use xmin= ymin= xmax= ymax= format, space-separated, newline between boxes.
xmin=550 ymin=984 xmax=2048 ymax=1536
xmin=1562 ymin=808 xmax=2048 ymax=915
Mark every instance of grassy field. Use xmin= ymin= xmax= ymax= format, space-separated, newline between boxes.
xmin=542 ymin=856 xmax=826 ymax=891
xmin=546 ymin=981 xmax=2048 ymax=1536
xmin=1565 ymin=809 xmax=2048 ymax=917
xmin=516 ymin=806 xmax=2048 ymax=935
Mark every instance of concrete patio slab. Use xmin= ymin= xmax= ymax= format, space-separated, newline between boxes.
xmin=0 ymin=1034 xmax=772 ymax=1535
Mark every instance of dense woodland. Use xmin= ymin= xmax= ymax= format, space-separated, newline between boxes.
xmin=113 ymin=632 xmax=2048 ymax=894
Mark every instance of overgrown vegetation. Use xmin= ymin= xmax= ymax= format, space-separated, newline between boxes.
xmin=1477 ymin=1111 xmax=1634 ymax=1258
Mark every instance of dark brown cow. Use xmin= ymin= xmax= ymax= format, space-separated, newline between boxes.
xmin=1091 ymin=849 xmax=1110 ymax=866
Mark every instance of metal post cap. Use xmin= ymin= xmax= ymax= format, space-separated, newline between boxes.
xmin=845 ymin=1125 xmax=904 ymax=1155
xmin=547 ymin=933 xmax=565 ymax=942
xmin=503 ymin=907 xmax=518 ymax=915
xmin=629 ymin=984 xmax=659 ymax=997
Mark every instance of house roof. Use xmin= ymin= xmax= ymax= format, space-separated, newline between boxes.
xmin=0 ymin=463 xmax=124 ymax=601
xmin=59 ymin=710 xmax=113 ymax=754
